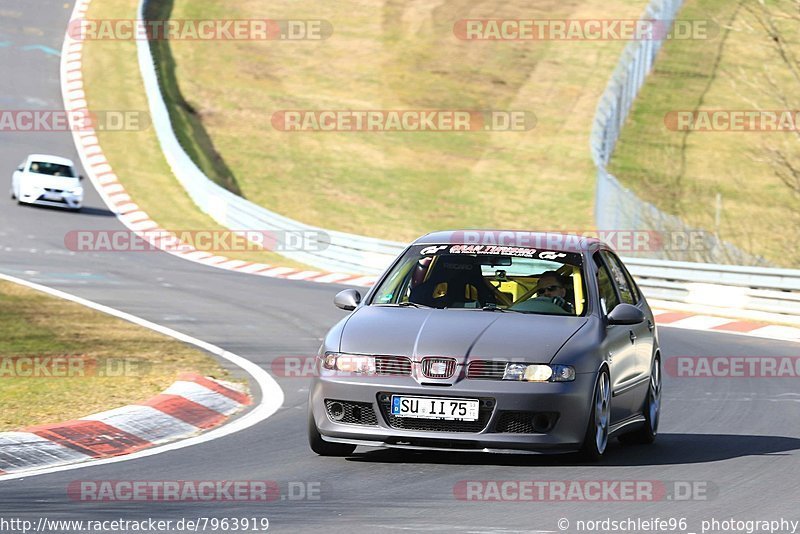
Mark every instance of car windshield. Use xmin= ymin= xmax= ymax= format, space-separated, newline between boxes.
xmin=29 ymin=161 xmax=75 ymax=177
xmin=371 ymin=244 xmax=587 ymax=316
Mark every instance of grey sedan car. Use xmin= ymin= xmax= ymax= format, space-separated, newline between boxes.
xmin=308 ymin=231 xmax=661 ymax=459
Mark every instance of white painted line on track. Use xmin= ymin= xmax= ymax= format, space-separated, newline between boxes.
xmin=665 ymin=315 xmax=732 ymax=330
xmin=0 ymin=272 xmax=284 ymax=482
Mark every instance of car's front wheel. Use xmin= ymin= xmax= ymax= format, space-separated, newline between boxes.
xmin=308 ymin=410 xmax=356 ymax=457
xmin=580 ymin=368 xmax=611 ymax=461
xmin=621 ymin=356 xmax=661 ymax=444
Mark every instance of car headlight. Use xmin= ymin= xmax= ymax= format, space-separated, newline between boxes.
xmin=322 ymin=353 xmax=376 ymax=375
xmin=502 ymin=363 xmax=575 ymax=382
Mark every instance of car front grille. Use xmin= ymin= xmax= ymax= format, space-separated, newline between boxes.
xmin=377 ymin=394 xmax=494 ymax=433
xmin=44 ymin=188 xmax=64 ymax=193
xmin=495 ymin=411 xmax=558 ymax=434
xmin=420 ymin=357 xmax=457 ymax=379
xmin=466 ymin=360 xmax=507 ymax=380
xmin=375 ymin=355 xmax=412 ymax=376
xmin=36 ymin=195 xmax=67 ymax=203
xmin=324 ymin=399 xmax=378 ymax=426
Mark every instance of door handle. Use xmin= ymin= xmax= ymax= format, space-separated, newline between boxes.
xmin=629 ymin=330 xmax=637 ymax=344
xmin=647 ymin=320 xmax=655 ymax=332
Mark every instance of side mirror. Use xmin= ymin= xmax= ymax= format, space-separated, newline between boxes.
xmin=16 ymin=166 xmax=23 ymax=172
xmin=607 ymin=303 xmax=645 ymax=325
xmin=334 ymin=289 xmax=361 ymax=311
xmin=79 ymin=175 xmax=85 ymax=181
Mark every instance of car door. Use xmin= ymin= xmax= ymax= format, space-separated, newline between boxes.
xmin=601 ymin=251 xmax=653 ymax=379
xmin=593 ymin=252 xmax=638 ymax=422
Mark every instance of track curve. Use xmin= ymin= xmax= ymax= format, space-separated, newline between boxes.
xmin=1 ymin=1 xmax=799 ymax=533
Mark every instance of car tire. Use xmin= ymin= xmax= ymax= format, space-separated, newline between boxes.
xmin=620 ymin=356 xmax=661 ymax=445
xmin=308 ymin=410 xmax=356 ymax=457
xmin=10 ymin=187 xmax=15 ymax=200
xmin=580 ymin=368 xmax=611 ymax=461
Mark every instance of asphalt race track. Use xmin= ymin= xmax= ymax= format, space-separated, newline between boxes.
xmin=1 ymin=2 xmax=799 ymax=533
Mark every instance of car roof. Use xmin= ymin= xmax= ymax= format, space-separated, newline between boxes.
xmin=411 ymin=230 xmax=608 ymax=253
xmin=26 ymin=154 xmax=75 ymax=167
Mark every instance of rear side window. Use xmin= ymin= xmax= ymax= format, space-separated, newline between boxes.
xmin=601 ymin=251 xmax=636 ymax=305
xmin=604 ymin=252 xmax=641 ymax=304
xmin=594 ymin=254 xmax=620 ymax=315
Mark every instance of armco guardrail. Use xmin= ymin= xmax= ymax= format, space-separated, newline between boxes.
xmin=590 ymin=0 xmax=762 ymax=266
xmin=135 ymin=0 xmax=800 ymax=316
xmin=136 ymin=0 xmax=405 ymax=275
xmin=624 ymin=259 xmax=800 ymax=316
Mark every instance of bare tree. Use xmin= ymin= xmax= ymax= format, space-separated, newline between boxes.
xmin=741 ymin=1 xmax=800 ymax=186
xmin=739 ymin=0 xmax=800 ymax=261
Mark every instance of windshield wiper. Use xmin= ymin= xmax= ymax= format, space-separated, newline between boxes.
xmin=479 ymin=304 xmax=524 ymax=313
xmin=391 ymin=301 xmax=433 ymax=309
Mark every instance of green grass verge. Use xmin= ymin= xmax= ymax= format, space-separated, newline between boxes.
xmin=0 ymin=280 xmax=230 ymax=431
xmin=80 ymin=0 xmax=311 ymax=270
xmin=143 ymin=0 xmax=241 ymax=195
xmin=154 ymin=0 xmax=649 ymax=242
xmin=609 ymin=0 xmax=800 ymax=266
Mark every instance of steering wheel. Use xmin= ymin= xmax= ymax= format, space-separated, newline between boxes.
xmin=511 ymin=286 xmax=541 ymax=306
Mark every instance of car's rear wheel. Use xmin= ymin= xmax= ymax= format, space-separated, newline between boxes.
xmin=308 ymin=410 xmax=356 ymax=457
xmin=621 ymin=356 xmax=661 ymax=444
xmin=581 ymin=369 xmax=610 ymax=461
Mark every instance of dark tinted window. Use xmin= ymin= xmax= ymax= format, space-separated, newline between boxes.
xmin=601 ymin=251 xmax=635 ymax=305
xmin=29 ymin=161 xmax=75 ymax=177
xmin=604 ymin=252 xmax=640 ymax=304
xmin=594 ymin=253 xmax=620 ymax=314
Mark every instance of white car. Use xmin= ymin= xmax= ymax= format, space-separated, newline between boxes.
xmin=11 ymin=154 xmax=84 ymax=210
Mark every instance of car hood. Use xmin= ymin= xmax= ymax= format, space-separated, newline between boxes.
xmin=339 ymin=306 xmax=588 ymax=363
xmin=22 ymin=173 xmax=80 ymax=190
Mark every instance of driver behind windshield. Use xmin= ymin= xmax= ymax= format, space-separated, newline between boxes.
xmin=535 ymin=271 xmax=575 ymax=314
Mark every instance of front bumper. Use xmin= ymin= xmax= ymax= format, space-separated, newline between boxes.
xmin=19 ymin=187 xmax=82 ymax=209
xmin=309 ymin=373 xmax=596 ymax=453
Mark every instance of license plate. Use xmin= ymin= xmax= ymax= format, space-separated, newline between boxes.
xmin=43 ymin=193 xmax=63 ymax=201
xmin=391 ymin=395 xmax=480 ymax=421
